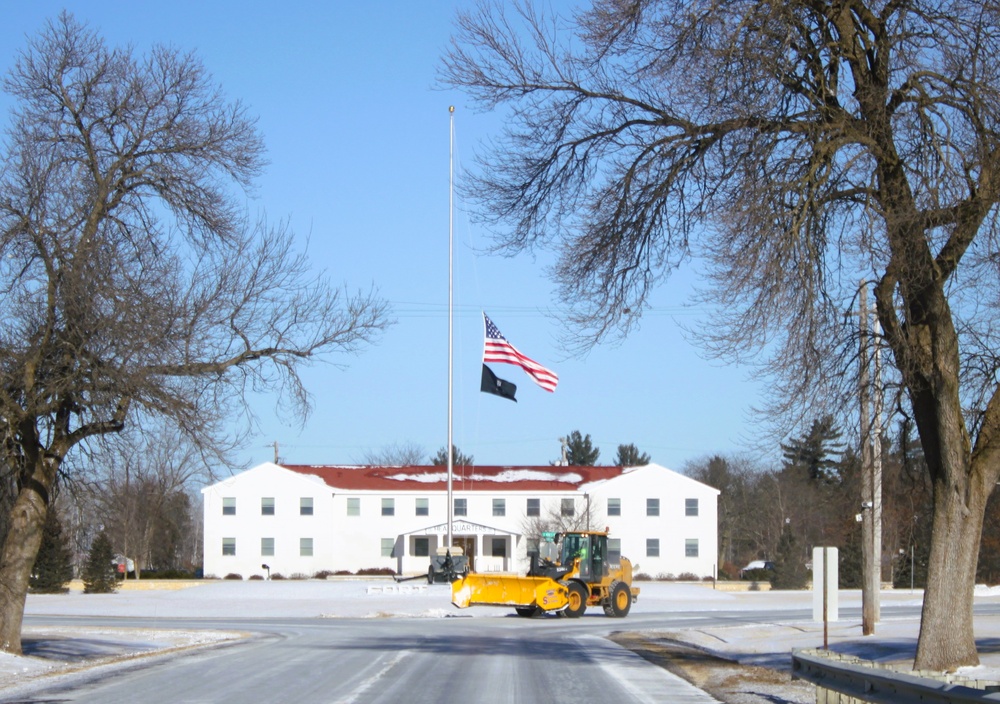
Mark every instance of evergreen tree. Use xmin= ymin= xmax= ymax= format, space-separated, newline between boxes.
xmin=29 ymin=510 xmax=73 ymax=594
xmin=770 ymin=522 xmax=809 ymax=589
xmin=838 ymin=522 xmax=864 ymax=589
xmin=614 ymin=443 xmax=650 ymax=466
xmin=564 ymin=431 xmax=600 ymax=466
xmin=895 ymin=540 xmax=930 ymax=590
xmin=780 ymin=415 xmax=844 ymax=482
xmin=979 ymin=491 xmax=1000 ymax=586
xmin=897 ymin=417 xmax=927 ymax=481
xmin=431 ymin=445 xmax=474 ymax=466
xmin=82 ymin=531 xmax=118 ymax=594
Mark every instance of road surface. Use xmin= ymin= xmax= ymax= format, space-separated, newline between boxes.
xmin=10 ymin=585 xmax=976 ymax=704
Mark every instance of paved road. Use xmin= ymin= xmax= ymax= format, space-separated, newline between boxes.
xmin=11 ymin=603 xmax=958 ymax=704
xmin=13 ymin=614 xmax=722 ymax=704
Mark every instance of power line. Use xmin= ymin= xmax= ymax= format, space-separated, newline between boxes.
xmin=389 ymin=301 xmax=710 ymax=318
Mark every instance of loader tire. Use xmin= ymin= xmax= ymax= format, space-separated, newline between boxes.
xmin=603 ymin=580 xmax=631 ymax=618
xmin=427 ymin=566 xmax=435 ymax=585
xmin=562 ymin=581 xmax=588 ymax=618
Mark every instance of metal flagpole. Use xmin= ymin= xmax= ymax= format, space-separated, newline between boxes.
xmin=447 ymin=105 xmax=455 ymax=550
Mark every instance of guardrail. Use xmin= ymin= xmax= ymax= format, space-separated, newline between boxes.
xmin=791 ymin=648 xmax=1000 ymax=704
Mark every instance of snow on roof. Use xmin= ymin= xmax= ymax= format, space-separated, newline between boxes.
xmin=281 ymin=464 xmax=620 ymax=492
xmin=382 ymin=469 xmax=583 ymax=484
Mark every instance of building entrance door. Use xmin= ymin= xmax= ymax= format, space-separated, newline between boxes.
xmin=453 ymin=536 xmax=477 ymax=572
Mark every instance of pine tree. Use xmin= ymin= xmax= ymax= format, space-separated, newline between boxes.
xmin=82 ymin=531 xmax=118 ymax=594
xmin=431 ymin=445 xmax=474 ymax=466
xmin=770 ymin=523 xmax=809 ymax=589
xmin=29 ymin=510 xmax=73 ymax=594
xmin=564 ymin=431 xmax=600 ymax=466
xmin=838 ymin=522 xmax=864 ymax=589
xmin=895 ymin=541 xmax=930 ymax=590
xmin=780 ymin=415 xmax=845 ymax=482
xmin=614 ymin=443 xmax=650 ymax=466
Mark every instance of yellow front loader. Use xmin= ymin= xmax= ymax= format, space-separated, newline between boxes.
xmin=451 ymin=530 xmax=639 ymax=618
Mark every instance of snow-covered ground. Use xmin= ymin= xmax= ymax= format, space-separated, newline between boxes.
xmin=7 ymin=580 xmax=1000 ymax=696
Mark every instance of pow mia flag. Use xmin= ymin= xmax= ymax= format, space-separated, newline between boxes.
xmin=481 ymin=364 xmax=517 ymax=402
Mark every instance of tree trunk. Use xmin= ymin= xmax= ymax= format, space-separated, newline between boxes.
xmin=0 ymin=463 xmax=52 ymax=655
xmin=914 ymin=468 xmax=988 ymax=670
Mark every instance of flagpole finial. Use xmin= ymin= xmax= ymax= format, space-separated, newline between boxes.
xmin=449 ymin=105 xmax=455 ymax=113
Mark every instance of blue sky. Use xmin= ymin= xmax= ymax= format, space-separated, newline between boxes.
xmin=0 ymin=2 xmax=769 ymax=472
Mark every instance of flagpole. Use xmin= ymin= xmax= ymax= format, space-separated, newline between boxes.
xmin=447 ymin=105 xmax=455 ymax=550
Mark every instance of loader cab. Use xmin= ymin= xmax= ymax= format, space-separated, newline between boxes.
xmin=558 ymin=532 xmax=608 ymax=583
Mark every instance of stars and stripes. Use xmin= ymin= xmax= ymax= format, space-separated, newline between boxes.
xmin=483 ymin=313 xmax=558 ymax=392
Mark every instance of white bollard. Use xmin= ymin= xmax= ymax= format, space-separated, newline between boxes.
xmin=812 ymin=546 xmax=839 ymax=623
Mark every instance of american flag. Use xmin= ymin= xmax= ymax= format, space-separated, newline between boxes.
xmin=483 ymin=313 xmax=558 ymax=392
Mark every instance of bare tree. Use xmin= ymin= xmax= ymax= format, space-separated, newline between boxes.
xmin=87 ymin=426 xmax=204 ymax=577
xmin=356 ymin=441 xmax=428 ymax=466
xmin=520 ymin=497 xmax=603 ymax=544
xmin=685 ymin=454 xmax=788 ymax=572
xmin=0 ymin=14 xmax=391 ymax=654
xmin=444 ymin=0 xmax=1000 ymax=669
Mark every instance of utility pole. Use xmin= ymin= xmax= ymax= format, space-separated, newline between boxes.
xmin=859 ymin=282 xmax=883 ymax=635
xmin=272 ymin=441 xmax=280 ymax=464
xmin=872 ymin=313 xmax=883 ymax=624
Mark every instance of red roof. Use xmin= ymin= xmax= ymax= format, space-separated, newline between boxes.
xmin=282 ymin=464 xmax=626 ymax=492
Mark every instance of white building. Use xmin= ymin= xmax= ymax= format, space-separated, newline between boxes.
xmin=201 ymin=462 xmax=719 ymax=580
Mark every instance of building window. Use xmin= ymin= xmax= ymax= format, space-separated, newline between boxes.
xmin=415 ymin=498 xmax=429 ymax=517
xmin=526 ymin=498 xmax=540 ymax=517
xmin=300 ymin=538 xmax=313 ymax=557
xmin=222 ymin=537 xmax=236 ymax=556
xmin=381 ymin=538 xmax=395 ymax=557
xmin=261 ymin=537 xmax=274 ymax=557
xmin=607 ymin=498 xmax=621 ymax=516
xmin=300 ymin=497 xmax=314 ymax=516
xmin=493 ymin=498 xmax=506 ymax=517
xmin=454 ymin=498 xmax=467 ymax=517
xmin=347 ymin=497 xmax=360 ymax=516
xmin=414 ymin=537 xmax=429 ymax=557
xmin=261 ymin=497 xmax=275 ymax=516
xmin=685 ymin=498 xmax=699 ymax=517
xmin=491 ymin=539 xmax=506 ymax=558
xmin=381 ymin=498 xmax=395 ymax=516
xmin=685 ymin=539 xmax=699 ymax=558
xmin=646 ymin=538 xmax=660 ymax=557
xmin=608 ymin=538 xmax=621 ymax=560
xmin=561 ymin=498 xmax=575 ymax=517
xmin=222 ymin=497 xmax=235 ymax=516
xmin=647 ymin=498 xmax=660 ymax=516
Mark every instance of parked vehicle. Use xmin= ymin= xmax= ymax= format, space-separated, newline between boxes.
xmin=739 ymin=560 xmax=775 ymax=579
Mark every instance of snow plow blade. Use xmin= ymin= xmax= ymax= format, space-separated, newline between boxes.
xmin=451 ymin=573 xmax=568 ymax=611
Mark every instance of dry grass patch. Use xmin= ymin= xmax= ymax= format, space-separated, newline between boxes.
xmin=609 ymin=632 xmax=815 ymax=704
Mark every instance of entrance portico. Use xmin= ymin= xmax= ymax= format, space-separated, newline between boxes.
xmin=398 ymin=520 xmax=520 ymax=575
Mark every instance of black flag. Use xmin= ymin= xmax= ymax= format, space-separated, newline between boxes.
xmin=481 ymin=364 xmax=517 ymax=402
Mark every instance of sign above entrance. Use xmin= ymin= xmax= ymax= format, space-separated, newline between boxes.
xmin=417 ymin=520 xmax=516 ymax=536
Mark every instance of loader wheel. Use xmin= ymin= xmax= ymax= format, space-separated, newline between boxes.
xmin=427 ymin=567 xmax=435 ymax=585
xmin=603 ymin=580 xmax=632 ymax=618
xmin=562 ymin=581 xmax=588 ymax=618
